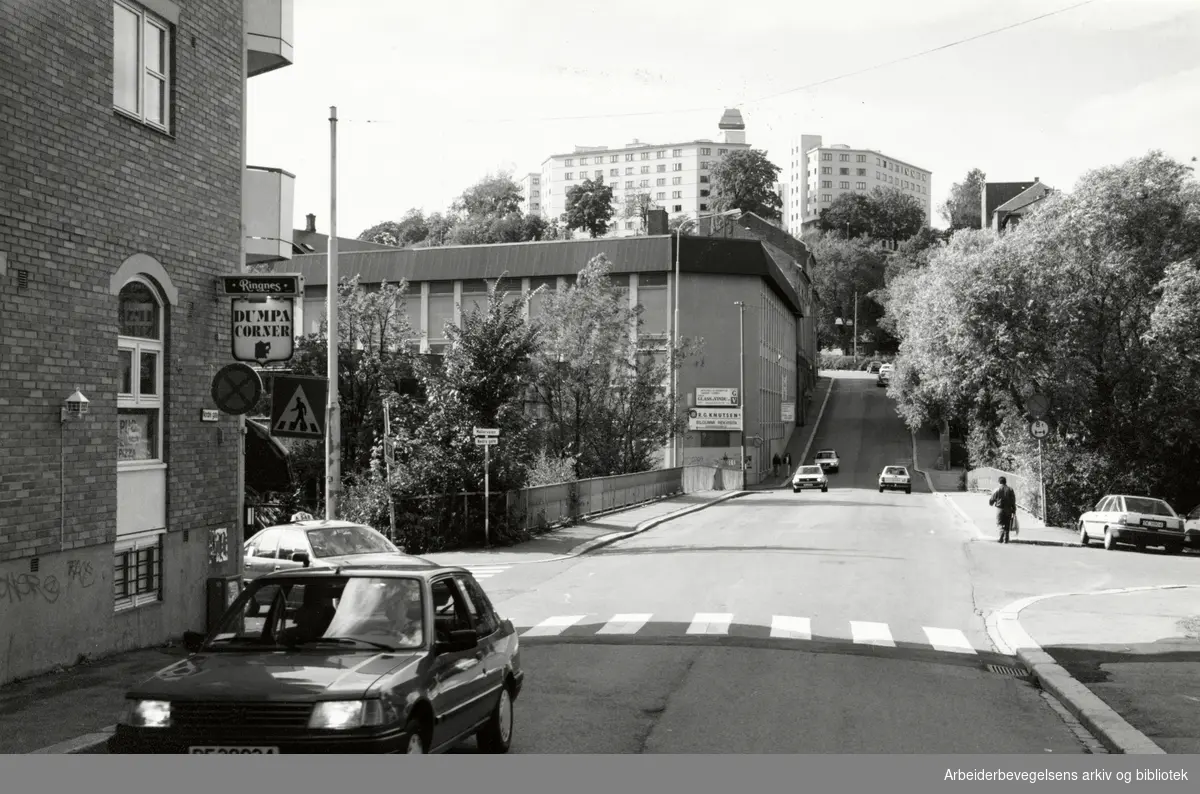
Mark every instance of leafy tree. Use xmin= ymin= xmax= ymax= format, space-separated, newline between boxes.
xmin=562 ymin=176 xmax=615 ymax=238
xmin=451 ymin=172 xmax=524 ymax=218
xmin=939 ymin=168 xmax=987 ymax=231
xmin=709 ymin=149 xmax=783 ymax=220
xmin=818 ymin=193 xmax=875 ymax=238
xmin=357 ymin=220 xmax=402 ymax=247
xmin=806 ymin=232 xmax=889 ymax=351
xmin=357 ymin=210 xmax=431 ymax=248
xmin=623 ymin=191 xmax=658 ymax=233
xmin=867 ymin=186 xmax=926 ymax=245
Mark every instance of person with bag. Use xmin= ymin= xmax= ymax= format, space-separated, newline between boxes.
xmin=988 ymin=476 xmax=1018 ymax=543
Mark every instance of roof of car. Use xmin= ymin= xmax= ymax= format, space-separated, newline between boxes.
xmin=817 ymin=449 xmax=836 ymax=454
xmin=255 ymin=559 xmax=467 ymax=581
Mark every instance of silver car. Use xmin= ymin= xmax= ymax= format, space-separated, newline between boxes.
xmin=243 ymin=519 xmax=423 ymax=584
xmin=792 ymin=465 xmax=829 ymax=494
xmin=1078 ymin=495 xmax=1185 ymax=553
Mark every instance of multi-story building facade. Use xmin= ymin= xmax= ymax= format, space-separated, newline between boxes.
xmin=516 ymin=172 xmax=542 ymax=218
xmin=288 ymin=230 xmax=817 ymax=484
xmin=784 ymin=134 xmax=932 ymax=237
xmin=0 ymin=0 xmax=296 ymax=685
xmin=536 ymin=109 xmax=751 ymax=236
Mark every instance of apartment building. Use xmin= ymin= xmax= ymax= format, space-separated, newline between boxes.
xmin=536 ymin=109 xmax=751 ymax=236
xmin=784 ymin=134 xmax=932 ymax=237
xmin=0 ymin=0 xmax=297 ymax=685
xmin=516 ymin=172 xmax=542 ymax=217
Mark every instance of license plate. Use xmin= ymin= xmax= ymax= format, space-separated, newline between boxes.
xmin=1143 ymin=520 xmax=1164 ymax=528
xmin=188 ymin=746 xmax=280 ymax=754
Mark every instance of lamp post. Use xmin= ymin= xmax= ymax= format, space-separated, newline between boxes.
xmin=734 ymin=300 xmax=746 ymax=484
xmin=671 ymin=207 xmax=741 ymax=467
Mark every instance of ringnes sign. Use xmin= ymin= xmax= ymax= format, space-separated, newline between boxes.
xmin=221 ymin=274 xmax=302 ymax=297
xmin=231 ymin=297 xmax=295 ymax=363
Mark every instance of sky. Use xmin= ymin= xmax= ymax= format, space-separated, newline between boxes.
xmin=245 ymin=0 xmax=1200 ymax=237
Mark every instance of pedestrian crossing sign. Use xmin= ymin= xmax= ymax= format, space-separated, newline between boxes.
xmin=269 ymin=375 xmax=327 ymax=439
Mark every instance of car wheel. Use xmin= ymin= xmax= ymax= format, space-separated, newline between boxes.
xmin=905 ymin=487 xmax=911 ymax=494
xmin=477 ymin=682 xmax=514 ymax=754
xmin=793 ymin=487 xmax=799 ymax=493
xmin=1078 ymin=522 xmax=1089 ymax=546
xmin=1166 ymin=543 xmax=1183 ymax=555
xmin=821 ymin=486 xmax=828 ymax=493
xmin=1103 ymin=527 xmax=1116 ymax=550
xmin=878 ymin=485 xmax=883 ymax=493
xmin=402 ymin=717 xmax=428 ymax=754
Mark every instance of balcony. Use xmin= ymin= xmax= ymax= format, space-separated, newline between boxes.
xmin=246 ymin=0 xmax=294 ymax=77
xmin=244 ymin=166 xmax=295 ymax=265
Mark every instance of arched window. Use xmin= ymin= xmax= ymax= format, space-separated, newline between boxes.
xmin=117 ymin=278 xmax=164 ymax=464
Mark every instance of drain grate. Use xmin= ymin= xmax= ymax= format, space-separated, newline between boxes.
xmin=987 ymin=663 xmax=1028 ymax=677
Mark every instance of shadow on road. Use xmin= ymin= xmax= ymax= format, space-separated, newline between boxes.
xmin=738 ymin=498 xmax=924 ymax=509
xmin=591 ymin=544 xmax=904 ymax=559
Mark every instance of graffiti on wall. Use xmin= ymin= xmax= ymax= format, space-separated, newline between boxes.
xmin=209 ymin=527 xmax=229 ymax=565
xmin=0 ymin=558 xmax=97 ymax=608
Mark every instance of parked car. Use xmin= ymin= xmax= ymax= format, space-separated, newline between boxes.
xmin=1184 ymin=505 xmax=1200 ymax=549
xmin=814 ymin=449 xmax=840 ymax=473
xmin=792 ymin=465 xmax=828 ymax=493
xmin=878 ymin=465 xmax=911 ymax=494
xmin=243 ymin=518 xmax=421 ymax=585
xmin=1078 ymin=494 xmax=1186 ymax=553
xmin=866 ymin=361 xmax=883 ymax=374
xmin=107 ymin=562 xmax=525 ymax=754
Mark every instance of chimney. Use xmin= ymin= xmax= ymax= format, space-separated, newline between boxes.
xmin=646 ymin=208 xmax=668 ymax=235
xmin=305 ymin=213 xmax=316 ymax=233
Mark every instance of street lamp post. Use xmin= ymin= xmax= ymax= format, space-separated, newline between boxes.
xmin=735 ymin=300 xmax=746 ymax=484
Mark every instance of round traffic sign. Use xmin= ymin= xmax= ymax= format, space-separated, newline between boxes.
xmin=1029 ymin=419 xmax=1050 ymax=439
xmin=1025 ymin=393 xmax=1049 ymax=419
xmin=211 ymin=363 xmax=263 ymax=416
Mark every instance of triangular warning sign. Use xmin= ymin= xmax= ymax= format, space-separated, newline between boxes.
xmin=274 ymin=385 xmax=321 ymax=435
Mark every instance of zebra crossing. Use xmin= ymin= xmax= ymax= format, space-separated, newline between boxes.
xmin=516 ymin=612 xmax=985 ymax=654
xmin=461 ymin=564 xmax=512 ymax=580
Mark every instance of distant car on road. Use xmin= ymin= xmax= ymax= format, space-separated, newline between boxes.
xmin=243 ymin=519 xmax=421 ymax=585
xmin=814 ymin=449 xmax=840 ymax=473
xmin=877 ymin=364 xmax=893 ymax=388
xmin=1077 ymin=494 xmax=1186 ymax=553
xmin=1184 ymin=504 xmax=1200 ymax=550
xmin=108 ymin=562 xmax=525 ymax=754
xmin=792 ymin=465 xmax=828 ymax=493
xmin=865 ymin=361 xmax=882 ymax=374
xmin=878 ymin=466 xmax=911 ymax=494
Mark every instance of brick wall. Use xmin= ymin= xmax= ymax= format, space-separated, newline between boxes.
xmin=0 ymin=0 xmax=245 ymax=667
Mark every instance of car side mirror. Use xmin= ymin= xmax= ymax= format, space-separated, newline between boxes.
xmin=291 ymin=552 xmax=310 ymax=566
xmin=182 ymin=630 xmax=205 ymax=653
xmin=436 ymin=629 xmax=478 ymax=654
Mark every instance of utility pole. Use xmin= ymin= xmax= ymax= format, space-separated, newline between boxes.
xmin=735 ymin=300 xmax=746 ymax=486
xmin=325 ymin=106 xmax=341 ymax=520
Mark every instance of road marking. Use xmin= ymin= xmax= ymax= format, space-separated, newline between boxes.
xmin=686 ymin=612 xmax=734 ymax=635
xmin=923 ymin=627 xmax=977 ymax=654
xmin=770 ymin=615 xmax=812 ymax=640
xmin=596 ymin=613 xmax=653 ymax=635
xmin=850 ymin=620 xmax=895 ymax=647
xmin=462 ymin=565 xmax=510 ymax=580
xmin=522 ymin=615 xmax=586 ymax=637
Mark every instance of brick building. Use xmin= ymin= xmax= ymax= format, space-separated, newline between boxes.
xmin=0 ymin=0 xmax=296 ymax=685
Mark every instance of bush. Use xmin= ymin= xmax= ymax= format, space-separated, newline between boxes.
xmin=819 ymin=352 xmax=897 ymax=371
xmin=526 ymin=450 xmax=578 ymax=487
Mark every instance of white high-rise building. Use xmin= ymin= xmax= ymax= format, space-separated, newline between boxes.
xmin=783 ymin=134 xmax=932 ymax=238
xmin=537 ymin=109 xmax=751 ymax=236
xmin=516 ymin=172 xmax=542 ymax=217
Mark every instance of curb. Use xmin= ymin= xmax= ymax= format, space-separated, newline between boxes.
xmin=798 ymin=378 xmax=834 ymax=466
xmin=30 ymin=726 xmax=114 ymax=754
xmin=910 ymin=430 xmax=937 ymax=493
xmin=986 ymin=585 xmax=1199 ymax=755
xmin=566 ymin=490 xmax=752 ymax=556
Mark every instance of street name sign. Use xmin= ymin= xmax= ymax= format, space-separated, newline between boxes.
xmin=231 ymin=297 xmax=295 ymax=364
xmin=211 ymin=363 xmax=263 ymax=416
xmin=221 ymin=274 xmax=304 ymax=298
xmin=473 ymin=427 xmax=500 ymax=437
xmin=474 ymin=437 xmax=499 ymax=446
xmin=270 ymin=375 xmax=328 ymax=440
xmin=1029 ymin=419 xmax=1050 ymax=439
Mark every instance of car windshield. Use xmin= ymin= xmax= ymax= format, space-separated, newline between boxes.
xmin=885 ymin=467 xmax=907 ymax=475
xmin=207 ymin=577 xmax=425 ymax=651
xmin=1122 ymin=497 xmax=1175 ymax=517
xmin=306 ymin=525 xmax=399 ymax=558
xmin=817 ymin=451 xmax=834 ymax=458
xmin=798 ymin=466 xmax=823 ymax=475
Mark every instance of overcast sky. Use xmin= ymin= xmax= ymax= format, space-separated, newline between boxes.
xmin=245 ymin=0 xmax=1200 ymax=236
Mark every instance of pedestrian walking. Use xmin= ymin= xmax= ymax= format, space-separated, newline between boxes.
xmin=772 ymin=453 xmax=781 ymax=478
xmin=784 ymin=452 xmax=792 ymax=470
xmin=988 ymin=476 xmax=1018 ymax=543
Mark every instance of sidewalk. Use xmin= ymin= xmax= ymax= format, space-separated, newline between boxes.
xmin=753 ymin=374 xmax=833 ymax=490
xmin=993 ymin=585 xmax=1200 ymax=754
xmin=940 ymin=491 xmax=1080 ymax=546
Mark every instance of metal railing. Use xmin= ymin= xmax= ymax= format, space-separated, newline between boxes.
xmin=966 ymin=466 xmax=1042 ymax=518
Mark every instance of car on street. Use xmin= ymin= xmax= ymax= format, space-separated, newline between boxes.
xmin=877 ymin=364 xmax=893 ymax=387
xmin=243 ymin=518 xmax=421 ymax=585
xmin=1184 ymin=504 xmax=1200 ymax=550
xmin=792 ymin=465 xmax=828 ymax=493
xmin=878 ymin=465 xmax=911 ymax=494
xmin=107 ymin=562 xmax=524 ymax=754
xmin=865 ymin=361 xmax=882 ymax=374
xmin=814 ymin=449 xmax=840 ymax=473
xmin=1077 ymin=494 xmax=1186 ymax=553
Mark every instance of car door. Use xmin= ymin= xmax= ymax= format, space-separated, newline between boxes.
xmin=427 ymin=576 xmax=487 ymax=748
xmin=1084 ymin=497 xmax=1111 ymax=534
xmin=274 ymin=530 xmax=309 ymax=574
xmin=452 ymin=574 xmax=506 ymax=719
xmin=243 ymin=528 xmax=280 ymax=580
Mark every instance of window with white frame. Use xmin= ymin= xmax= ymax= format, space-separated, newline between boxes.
xmin=718 ymin=148 xmax=728 ymax=155
xmin=118 ymin=279 xmax=164 ymax=465
xmin=113 ymin=0 xmax=172 ymax=131
xmin=656 ymin=178 xmax=665 ymax=186
xmin=610 ymin=155 xmax=619 ymax=163
xmin=672 ymin=148 xmax=682 ymax=157
xmin=672 ymin=190 xmax=681 ymax=199
xmin=657 ymin=165 xmax=666 ymax=172
xmin=114 ymin=530 xmax=163 ymax=611
xmin=640 ymin=166 xmax=650 ymax=174
xmin=701 ymin=148 xmax=711 ymax=155
xmin=656 ymin=192 xmax=665 ymax=200
xmin=657 ymin=150 xmax=665 ymax=158
xmin=672 ymin=177 xmax=681 ymax=185
xmin=565 ymin=158 xmax=574 ymax=166
xmin=626 ymin=153 xmax=635 ymax=161
xmin=640 ymin=152 xmax=650 ymax=160
xmin=672 ymin=163 xmax=682 ymax=171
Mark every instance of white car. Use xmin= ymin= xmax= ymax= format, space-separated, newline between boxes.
xmin=814 ymin=449 xmax=840 ymax=473
xmin=1078 ymin=494 xmax=1185 ymax=553
xmin=877 ymin=364 xmax=893 ymax=388
xmin=878 ymin=465 xmax=911 ymax=494
xmin=1184 ymin=504 xmax=1200 ymax=550
xmin=792 ymin=465 xmax=828 ymax=493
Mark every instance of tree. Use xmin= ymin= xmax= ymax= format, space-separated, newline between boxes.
xmin=531 ymin=255 xmax=698 ymax=478
xmin=806 ymin=232 xmax=889 ymax=351
xmin=867 ymin=186 xmax=926 ymax=245
xmin=708 ymin=149 xmax=783 ymax=220
xmin=939 ymin=168 xmax=987 ymax=231
xmin=623 ymin=190 xmax=658 ymax=233
xmin=451 ymin=172 xmax=524 ymax=218
xmin=818 ymin=193 xmax=875 ymax=238
xmin=358 ymin=210 xmax=431 ymax=248
xmin=357 ymin=220 xmax=402 ymax=247
xmin=562 ymin=176 xmax=615 ymax=238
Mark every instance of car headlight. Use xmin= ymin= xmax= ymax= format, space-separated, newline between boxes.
xmin=125 ymin=699 xmax=171 ymax=728
xmin=308 ymin=699 xmax=397 ymax=730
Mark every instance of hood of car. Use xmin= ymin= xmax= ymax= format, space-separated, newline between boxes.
xmin=126 ymin=650 xmax=423 ymax=701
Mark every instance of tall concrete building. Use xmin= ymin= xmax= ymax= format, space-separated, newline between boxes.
xmin=0 ymin=0 xmax=297 ymax=685
xmin=537 ymin=109 xmax=752 ymax=236
xmin=783 ymin=134 xmax=932 ymax=238
xmin=516 ymin=172 xmax=542 ymax=217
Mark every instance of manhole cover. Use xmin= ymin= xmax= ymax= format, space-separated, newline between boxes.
xmin=987 ymin=664 xmax=1028 ymax=677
